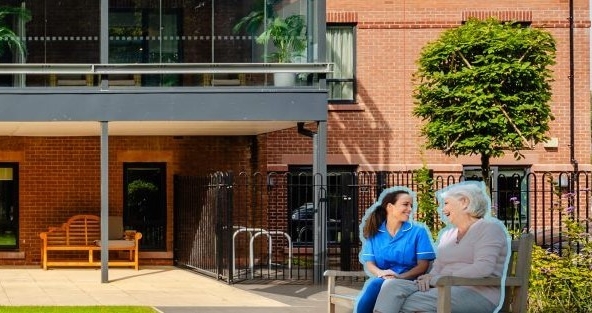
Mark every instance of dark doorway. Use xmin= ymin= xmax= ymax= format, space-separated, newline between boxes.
xmin=124 ymin=162 xmax=166 ymax=250
xmin=0 ymin=163 xmax=18 ymax=250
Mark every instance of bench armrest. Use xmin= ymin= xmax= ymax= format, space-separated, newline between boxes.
xmin=434 ymin=276 xmax=501 ymax=287
xmin=324 ymin=270 xmax=367 ymax=278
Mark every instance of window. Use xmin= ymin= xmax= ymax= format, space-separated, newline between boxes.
xmin=326 ymin=25 xmax=356 ymax=103
xmin=463 ymin=166 xmax=529 ymax=230
xmin=124 ymin=162 xmax=166 ymax=251
xmin=0 ymin=164 xmax=18 ymax=250
xmin=109 ymin=9 xmax=181 ymax=86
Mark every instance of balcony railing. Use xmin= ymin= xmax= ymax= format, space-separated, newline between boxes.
xmin=0 ymin=63 xmax=332 ymax=89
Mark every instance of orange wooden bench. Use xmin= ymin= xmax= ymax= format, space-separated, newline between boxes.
xmin=39 ymin=214 xmax=142 ymax=270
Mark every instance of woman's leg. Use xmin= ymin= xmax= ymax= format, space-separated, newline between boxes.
xmin=355 ymin=277 xmax=384 ymax=313
xmin=399 ymin=286 xmax=497 ymax=313
xmin=373 ymin=279 xmax=418 ymax=313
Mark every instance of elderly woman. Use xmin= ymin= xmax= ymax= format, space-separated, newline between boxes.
xmin=373 ymin=182 xmax=510 ymax=313
xmin=355 ymin=187 xmax=436 ymax=313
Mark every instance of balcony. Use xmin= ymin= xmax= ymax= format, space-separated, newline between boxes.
xmin=0 ymin=63 xmax=331 ymax=137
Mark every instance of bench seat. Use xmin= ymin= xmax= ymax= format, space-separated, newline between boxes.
xmin=40 ymin=214 xmax=142 ymax=270
xmin=324 ymin=233 xmax=534 ymax=313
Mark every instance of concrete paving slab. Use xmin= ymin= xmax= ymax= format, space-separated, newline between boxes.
xmin=0 ymin=266 xmax=359 ymax=313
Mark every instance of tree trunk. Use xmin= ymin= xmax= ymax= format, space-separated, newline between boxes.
xmin=480 ymin=153 xmax=491 ymax=196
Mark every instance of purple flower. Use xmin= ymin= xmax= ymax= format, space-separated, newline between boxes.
xmin=509 ymin=197 xmax=520 ymax=205
xmin=566 ymin=206 xmax=575 ymax=214
xmin=563 ymin=192 xmax=576 ymax=199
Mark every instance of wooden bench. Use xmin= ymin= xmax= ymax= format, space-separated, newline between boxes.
xmin=39 ymin=214 xmax=142 ymax=270
xmin=324 ymin=233 xmax=534 ymax=313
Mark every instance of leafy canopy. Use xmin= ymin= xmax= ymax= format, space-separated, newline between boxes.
xmin=413 ymin=18 xmax=556 ymax=163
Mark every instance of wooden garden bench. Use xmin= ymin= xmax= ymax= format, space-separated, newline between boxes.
xmin=39 ymin=214 xmax=142 ymax=270
xmin=324 ymin=233 xmax=534 ymax=313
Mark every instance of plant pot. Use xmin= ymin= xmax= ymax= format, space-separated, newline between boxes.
xmin=273 ymin=72 xmax=296 ymax=87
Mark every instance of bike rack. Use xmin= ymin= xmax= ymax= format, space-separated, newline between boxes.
xmin=249 ymin=230 xmax=292 ymax=279
xmin=232 ymin=226 xmax=264 ymax=277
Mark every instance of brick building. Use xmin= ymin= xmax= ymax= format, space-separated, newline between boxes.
xmin=267 ymin=0 xmax=590 ymax=174
xmin=0 ymin=1 xmax=588 ymax=280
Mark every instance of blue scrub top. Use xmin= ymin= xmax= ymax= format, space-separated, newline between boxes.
xmin=360 ymin=221 xmax=436 ymax=275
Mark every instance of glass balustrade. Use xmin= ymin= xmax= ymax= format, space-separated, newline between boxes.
xmin=0 ymin=0 xmax=323 ymax=88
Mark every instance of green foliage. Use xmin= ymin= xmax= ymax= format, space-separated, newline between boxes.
xmin=233 ymin=0 xmax=305 ymax=63
xmin=528 ymin=179 xmax=592 ymax=312
xmin=127 ymin=179 xmax=158 ymax=207
xmin=529 ymin=245 xmax=592 ymax=313
xmin=232 ymin=0 xmax=282 ymax=35
xmin=256 ymin=15 xmax=307 ymax=63
xmin=0 ymin=6 xmax=31 ymax=59
xmin=413 ymin=18 xmax=556 ymax=181
xmin=414 ymin=163 xmax=442 ymax=237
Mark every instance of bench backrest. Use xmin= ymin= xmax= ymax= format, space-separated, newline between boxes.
xmin=500 ymin=233 xmax=534 ymax=313
xmin=45 ymin=215 xmax=100 ymax=246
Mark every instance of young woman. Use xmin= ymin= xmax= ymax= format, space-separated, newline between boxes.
xmin=355 ymin=187 xmax=436 ymax=313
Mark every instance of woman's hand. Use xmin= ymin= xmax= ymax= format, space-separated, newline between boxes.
xmin=415 ymin=274 xmax=432 ymax=291
xmin=377 ymin=269 xmax=398 ymax=279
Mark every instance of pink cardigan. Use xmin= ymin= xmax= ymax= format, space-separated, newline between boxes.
xmin=429 ymin=218 xmax=510 ymax=306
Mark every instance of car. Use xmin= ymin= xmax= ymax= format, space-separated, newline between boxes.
xmin=291 ymin=202 xmax=315 ymax=221
xmin=289 ymin=203 xmax=341 ymax=244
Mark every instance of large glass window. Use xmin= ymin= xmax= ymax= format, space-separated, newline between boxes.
xmin=109 ymin=9 xmax=181 ymax=86
xmin=25 ymin=1 xmax=100 ymax=64
xmin=326 ymin=25 xmax=355 ymax=103
xmin=3 ymin=0 xmax=315 ymax=87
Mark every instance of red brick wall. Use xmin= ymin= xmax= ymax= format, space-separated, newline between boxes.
xmin=266 ymin=0 xmax=591 ymax=175
xmin=0 ymin=135 xmax=255 ymax=266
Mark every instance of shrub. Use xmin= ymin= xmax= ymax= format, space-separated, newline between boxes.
xmin=528 ymin=182 xmax=592 ymax=312
xmin=528 ymin=244 xmax=592 ymax=312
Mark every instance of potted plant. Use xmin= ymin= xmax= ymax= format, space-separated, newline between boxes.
xmin=255 ymin=14 xmax=307 ymax=86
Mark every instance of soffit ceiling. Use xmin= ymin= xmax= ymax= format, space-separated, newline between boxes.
xmin=0 ymin=121 xmax=297 ymax=136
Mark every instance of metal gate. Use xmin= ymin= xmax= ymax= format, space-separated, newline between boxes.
xmin=173 ymin=173 xmax=233 ymax=282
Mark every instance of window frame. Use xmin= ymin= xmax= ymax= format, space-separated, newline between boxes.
xmin=326 ymin=23 xmax=356 ymax=104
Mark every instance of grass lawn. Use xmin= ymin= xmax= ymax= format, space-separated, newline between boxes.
xmin=0 ymin=307 xmax=156 ymax=313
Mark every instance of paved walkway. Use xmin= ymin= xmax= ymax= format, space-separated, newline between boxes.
xmin=0 ymin=266 xmax=358 ymax=313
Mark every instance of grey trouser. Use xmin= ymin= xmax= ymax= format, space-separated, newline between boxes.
xmin=373 ymin=279 xmax=497 ymax=313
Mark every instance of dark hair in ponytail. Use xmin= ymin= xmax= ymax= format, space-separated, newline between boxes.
xmin=362 ymin=190 xmax=410 ymax=238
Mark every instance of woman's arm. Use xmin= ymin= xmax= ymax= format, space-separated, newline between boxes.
xmin=365 ymin=261 xmax=397 ymax=278
xmin=398 ymin=259 xmax=431 ymax=280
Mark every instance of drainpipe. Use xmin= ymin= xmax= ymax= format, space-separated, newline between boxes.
xmin=297 ymin=122 xmax=327 ymax=284
xmin=569 ymin=0 xmax=578 ymax=176
xmin=297 ymin=122 xmax=316 ymax=138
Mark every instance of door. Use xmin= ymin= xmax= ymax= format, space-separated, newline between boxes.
xmin=0 ymin=164 xmax=17 ymax=250
xmin=124 ymin=162 xmax=166 ymax=250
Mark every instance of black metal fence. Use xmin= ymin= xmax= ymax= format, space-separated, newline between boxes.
xmin=173 ymin=170 xmax=592 ymax=284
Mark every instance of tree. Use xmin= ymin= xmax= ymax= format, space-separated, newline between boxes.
xmin=413 ymin=18 xmax=556 ymax=187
